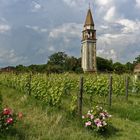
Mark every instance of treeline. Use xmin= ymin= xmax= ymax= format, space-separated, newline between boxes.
xmin=1 ymin=52 xmax=140 ymax=74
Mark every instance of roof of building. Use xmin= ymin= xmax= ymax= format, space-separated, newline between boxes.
xmin=134 ymin=63 xmax=140 ymax=73
xmin=84 ymin=8 xmax=94 ymax=27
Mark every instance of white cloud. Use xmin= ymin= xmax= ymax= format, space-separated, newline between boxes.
xmin=0 ymin=24 xmax=11 ymax=33
xmin=97 ymin=17 xmax=140 ymax=62
xmin=48 ymin=46 xmax=55 ymax=52
xmin=49 ymin=23 xmax=82 ymax=38
xmin=62 ymin=0 xmax=86 ymax=7
xmin=0 ymin=49 xmax=29 ymax=66
xmin=97 ymin=49 xmax=117 ymax=60
xmin=117 ymin=19 xmax=140 ymax=33
xmin=104 ymin=6 xmax=116 ymax=22
xmin=25 ymin=25 xmax=48 ymax=33
xmin=136 ymin=0 xmax=140 ymax=8
xmin=96 ymin=0 xmax=113 ymax=6
xmin=31 ymin=1 xmax=42 ymax=12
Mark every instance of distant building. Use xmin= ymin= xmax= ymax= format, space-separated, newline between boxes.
xmin=0 ymin=66 xmax=15 ymax=73
xmin=81 ymin=7 xmax=97 ymax=73
xmin=134 ymin=63 xmax=140 ymax=80
xmin=134 ymin=63 xmax=140 ymax=73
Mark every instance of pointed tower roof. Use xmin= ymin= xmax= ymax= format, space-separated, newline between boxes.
xmin=84 ymin=8 xmax=94 ymax=27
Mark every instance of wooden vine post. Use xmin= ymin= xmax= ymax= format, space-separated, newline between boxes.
xmin=125 ymin=76 xmax=129 ymax=101
xmin=28 ymin=73 xmax=32 ymax=96
xmin=109 ymin=75 xmax=112 ymax=107
xmin=78 ymin=77 xmax=83 ymax=117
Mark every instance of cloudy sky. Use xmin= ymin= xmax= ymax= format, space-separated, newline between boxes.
xmin=0 ymin=0 xmax=140 ymax=67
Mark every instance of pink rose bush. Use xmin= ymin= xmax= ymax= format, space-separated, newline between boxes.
xmin=0 ymin=107 xmax=23 ymax=132
xmin=82 ymin=106 xmax=112 ymax=132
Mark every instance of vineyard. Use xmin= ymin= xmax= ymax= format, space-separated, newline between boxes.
xmin=0 ymin=73 xmax=140 ymax=113
xmin=0 ymin=73 xmax=140 ymax=139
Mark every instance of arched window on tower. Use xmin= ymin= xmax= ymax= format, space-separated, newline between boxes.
xmin=90 ymin=32 xmax=92 ymax=39
xmin=87 ymin=31 xmax=90 ymax=39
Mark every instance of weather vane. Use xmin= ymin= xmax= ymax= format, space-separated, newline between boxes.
xmin=89 ymin=2 xmax=90 ymax=9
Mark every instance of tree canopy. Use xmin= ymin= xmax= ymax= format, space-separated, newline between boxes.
xmin=1 ymin=51 xmax=138 ymax=74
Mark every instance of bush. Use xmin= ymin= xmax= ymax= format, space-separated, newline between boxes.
xmin=82 ymin=106 xmax=112 ymax=132
xmin=0 ymin=107 xmax=23 ymax=132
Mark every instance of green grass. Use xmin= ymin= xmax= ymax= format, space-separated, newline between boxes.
xmin=0 ymin=85 xmax=140 ymax=140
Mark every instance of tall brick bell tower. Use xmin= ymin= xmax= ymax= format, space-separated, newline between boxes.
xmin=81 ymin=7 xmax=97 ymax=73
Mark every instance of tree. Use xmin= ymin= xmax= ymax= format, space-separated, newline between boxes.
xmin=47 ymin=52 xmax=83 ymax=73
xmin=96 ymin=57 xmax=113 ymax=72
xmin=125 ymin=62 xmax=134 ymax=73
xmin=46 ymin=64 xmax=64 ymax=74
xmin=65 ymin=56 xmax=80 ymax=71
xmin=133 ymin=55 xmax=140 ymax=64
xmin=15 ymin=65 xmax=27 ymax=73
xmin=28 ymin=64 xmax=47 ymax=73
xmin=113 ymin=62 xmax=126 ymax=74
xmin=47 ymin=52 xmax=67 ymax=66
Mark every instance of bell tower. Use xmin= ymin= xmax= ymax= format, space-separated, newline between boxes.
xmin=81 ymin=7 xmax=97 ymax=73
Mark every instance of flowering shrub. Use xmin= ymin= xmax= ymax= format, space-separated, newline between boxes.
xmin=0 ymin=107 xmax=23 ymax=132
xmin=82 ymin=106 xmax=112 ymax=132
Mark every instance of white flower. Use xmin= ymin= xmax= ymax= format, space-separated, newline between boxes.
xmin=82 ymin=115 xmax=85 ymax=119
xmin=103 ymin=121 xmax=107 ymax=126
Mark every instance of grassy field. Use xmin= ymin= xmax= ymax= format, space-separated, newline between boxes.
xmin=0 ymin=85 xmax=140 ymax=140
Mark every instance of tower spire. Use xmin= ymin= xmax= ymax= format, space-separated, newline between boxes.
xmin=84 ymin=7 xmax=94 ymax=27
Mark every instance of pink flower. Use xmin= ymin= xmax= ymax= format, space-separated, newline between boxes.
xmin=100 ymin=113 xmax=105 ymax=117
xmin=6 ymin=117 xmax=13 ymax=124
xmin=94 ymin=118 xmax=102 ymax=127
xmin=97 ymin=123 xmax=102 ymax=127
xmin=90 ymin=115 xmax=94 ymax=120
xmin=85 ymin=121 xmax=91 ymax=127
xmin=3 ymin=108 xmax=12 ymax=115
xmin=100 ymin=111 xmax=112 ymax=119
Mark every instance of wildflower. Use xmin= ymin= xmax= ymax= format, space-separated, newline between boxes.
xmin=85 ymin=121 xmax=91 ymax=127
xmin=100 ymin=113 xmax=105 ymax=117
xmin=82 ymin=106 xmax=111 ymax=131
xmin=87 ymin=110 xmax=91 ymax=115
xmin=103 ymin=121 xmax=107 ymax=126
xmin=6 ymin=117 xmax=13 ymax=124
xmin=94 ymin=118 xmax=102 ymax=127
xmin=3 ymin=108 xmax=12 ymax=115
xmin=90 ymin=115 xmax=94 ymax=120
xmin=97 ymin=123 xmax=102 ymax=127
xmin=99 ymin=107 xmax=103 ymax=110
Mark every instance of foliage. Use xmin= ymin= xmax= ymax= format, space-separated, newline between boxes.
xmin=113 ymin=62 xmax=126 ymax=74
xmin=134 ymin=55 xmax=140 ymax=64
xmin=0 ymin=94 xmax=2 ymax=111
xmin=97 ymin=57 xmax=113 ymax=72
xmin=0 ymin=108 xmax=22 ymax=132
xmin=82 ymin=106 xmax=112 ymax=132
xmin=1 ymin=52 xmax=138 ymax=74
xmin=47 ymin=52 xmax=82 ymax=73
xmin=0 ymin=73 xmax=140 ymax=109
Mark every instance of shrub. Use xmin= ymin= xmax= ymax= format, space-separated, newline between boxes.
xmin=82 ymin=106 xmax=112 ymax=132
xmin=0 ymin=107 xmax=23 ymax=132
